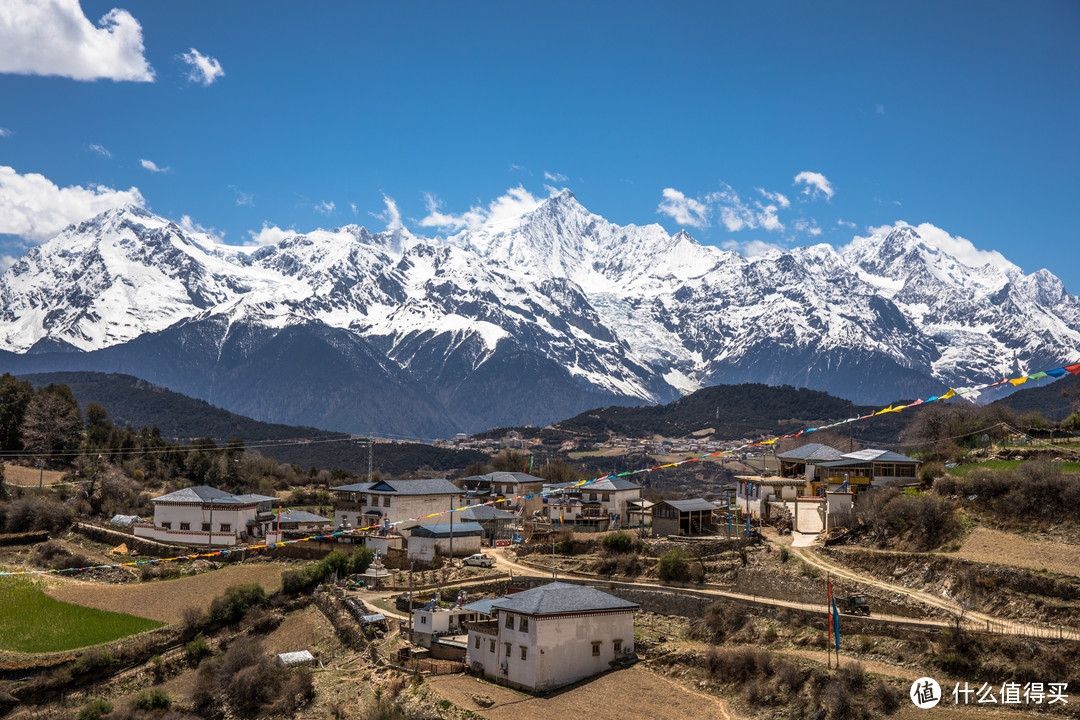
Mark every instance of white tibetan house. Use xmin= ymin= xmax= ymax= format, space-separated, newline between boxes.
xmin=465 ymin=582 xmax=637 ymax=691
xmin=133 ymin=486 xmax=281 ymax=546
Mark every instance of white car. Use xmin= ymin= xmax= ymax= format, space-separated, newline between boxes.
xmin=462 ymin=553 xmax=494 ymax=568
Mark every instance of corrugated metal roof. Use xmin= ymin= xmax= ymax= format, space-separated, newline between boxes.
xmin=278 ymin=510 xmax=332 ymax=524
xmin=775 ymin=443 xmax=845 ymax=462
xmin=842 ymin=449 xmax=919 ymax=463
xmin=152 ymin=486 xmax=244 ymax=504
xmin=411 ymin=522 xmax=484 ymax=537
xmin=491 ymin=582 xmax=637 ymax=615
xmin=660 ymin=498 xmax=719 ymax=512
xmin=458 ymin=505 xmax=520 ymax=521
xmin=276 ymin=650 xmax=315 ymax=666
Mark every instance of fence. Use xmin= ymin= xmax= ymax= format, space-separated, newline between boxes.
xmin=387 ymin=656 xmax=465 ymax=675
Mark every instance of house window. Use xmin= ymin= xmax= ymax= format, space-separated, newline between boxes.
xmin=520 ymin=646 xmax=527 ymax=661
xmin=383 ymin=496 xmax=391 ymax=507
xmin=420 ymin=616 xmax=427 ymax=625
xmin=592 ymin=641 xmax=601 ymax=656
xmin=519 ymin=616 xmax=528 ymax=632
xmin=489 ymin=639 xmax=495 ymax=653
xmin=505 ymin=613 xmax=514 ymax=628
xmin=474 ymin=636 xmax=481 ymax=649
xmin=202 ymin=523 xmax=211 ymax=532
xmin=161 ymin=522 xmax=171 ymax=530
xmin=220 ymin=524 xmax=231 ymax=532
xmin=602 ymin=493 xmax=610 ymax=502
xmin=504 ymin=643 xmax=511 ymax=658
xmin=614 ymin=639 xmax=622 ymax=654
xmin=179 ymin=522 xmax=190 ymax=531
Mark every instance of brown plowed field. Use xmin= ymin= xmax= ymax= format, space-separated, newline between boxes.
xmin=952 ymin=527 xmax=1080 ymax=578
xmin=46 ymin=563 xmax=284 ymax=623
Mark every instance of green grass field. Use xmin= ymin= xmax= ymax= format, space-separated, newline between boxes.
xmin=0 ymin=576 xmax=164 ymax=653
xmin=946 ymin=459 xmax=1080 ymax=476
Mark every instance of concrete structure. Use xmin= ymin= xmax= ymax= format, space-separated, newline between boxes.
xmin=406 ymin=522 xmax=483 ymax=563
xmin=626 ymin=499 xmax=654 ymax=527
xmin=465 ymin=582 xmax=637 ymax=691
xmin=277 ymin=509 xmax=333 ymax=535
xmin=776 ymin=443 xmax=844 ymax=483
xmin=816 ymin=449 xmax=920 ymax=488
xmin=133 ymin=486 xmax=281 ymax=546
xmin=331 ymin=478 xmax=463 ymax=533
xmin=458 ymin=472 xmax=545 ymax=516
xmin=457 ymin=505 xmax=521 ymax=545
xmin=544 ymin=478 xmax=643 ymax=527
xmin=651 ymin=499 xmax=718 ymax=537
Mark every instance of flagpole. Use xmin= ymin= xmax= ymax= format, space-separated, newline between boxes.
xmin=826 ymin=572 xmax=832 ymax=669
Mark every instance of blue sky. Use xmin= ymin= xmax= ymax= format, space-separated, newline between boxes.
xmin=1 ymin=1 xmax=1079 ymax=289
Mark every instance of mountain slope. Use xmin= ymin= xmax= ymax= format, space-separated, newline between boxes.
xmin=2 ymin=193 xmax=1079 ymax=434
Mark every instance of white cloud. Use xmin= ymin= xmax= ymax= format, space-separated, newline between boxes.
xmin=177 ymin=214 xmax=224 ymax=242
xmin=0 ymin=165 xmax=144 ymax=242
xmin=349 ymin=202 xmax=359 ymax=215
xmin=420 ymin=186 xmax=543 ymax=233
xmin=371 ymin=195 xmax=403 ymax=230
xmin=837 ymin=219 xmax=856 ymax=229
xmin=234 ymin=190 xmax=252 ymax=206
xmin=794 ymin=218 xmax=823 ymax=236
xmin=544 ymin=171 xmax=568 ymax=183
xmin=315 ymin=200 xmax=335 ymax=216
xmin=875 ymin=104 xmax=886 ymax=115
xmin=857 ymin=221 xmax=1011 ymax=270
xmin=246 ymin=223 xmax=296 ymax=246
xmin=720 ymin=238 xmax=785 ymax=259
xmin=0 ymin=128 xmax=11 ymax=137
xmin=661 ymin=185 xmax=785 ymax=232
xmin=89 ymin=143 xmax=111 ymax=158
xmin=179 ymin=48 xmax=224 ymax=86
xmin=0 ymin=0 xmax=153 ymax=81
xmin=139 ymin=158 xmax=169 ymax=173
xmin=0 ymin=254 xmax=16 ymax=272
xmin=794 ymin=171 xmax=834 ymax=200
xmin=657 ymin=188 xmax=709 ymax=228
xmin=757 ymin=188 xmax=790 ymax=208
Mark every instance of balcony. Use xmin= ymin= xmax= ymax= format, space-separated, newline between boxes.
xmin=468 ymin=620 xmax=499 ymax=637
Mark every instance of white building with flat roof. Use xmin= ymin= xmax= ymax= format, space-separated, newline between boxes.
xmin=465 ymin=582 xmax=637 ymax=691
xmin=331 ymin=478 xmax=463 ymax=533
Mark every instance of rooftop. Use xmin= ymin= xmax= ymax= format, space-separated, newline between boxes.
xmin=842 ymin=449 xmax=920 ymax=463
xmin=659 ymin=498 xmax=719 ymax=513
xmin=775 ymin=443 xmax=845 ymax=462
xmin=491 ymin=581 xmax=638 ymax=616
xmin=152 ymin=486 xmax=269 ymax=505
xmin=331 ymin=478 xmax=462 ymax=495
xmin=458 ymin=505 xmax=520 ymax=521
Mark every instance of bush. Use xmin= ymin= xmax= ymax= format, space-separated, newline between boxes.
xmin=71 ymin=648 xmax=115 ymax=676
xmin=657 ymin=547 xmax=690 ymax=582
xmin=873 ymin=679 xmax=902 ymax=713
xmin=186 ymin=635 xmax=212 ymax=666
xmin=78 ymin=699 xmax=113 ymax=720
xmin=207 ymin=583 xmax=267 ymax=624
xmin=129 ymin=688 xmax=171 ymax=712
xmin=601 ymin=531 xmax=633 ymax=553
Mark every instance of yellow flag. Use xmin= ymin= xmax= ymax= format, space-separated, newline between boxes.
xmin=1009 ymin=377 xmax=1028 ymax=386
xmin=940 ymin=389 xmax=956 ymax=400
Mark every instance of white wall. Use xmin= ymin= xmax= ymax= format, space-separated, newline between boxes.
xmin=407 ymin=534 xmax=482 ymax=563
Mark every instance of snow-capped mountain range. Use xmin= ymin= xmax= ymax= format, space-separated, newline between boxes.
xmin=2 ymin=190 xmax=1079 ymax=437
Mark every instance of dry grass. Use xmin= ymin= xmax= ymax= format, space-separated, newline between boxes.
xmin=2 ymin=463 xmax=66 ymax=486
xmin=951 ymin=527 xmax=1080 ymax=578
xmin=427 ymin=665 xmax=734 ymax=720
xmin=46 ymin=562 xmax=285 ymax=623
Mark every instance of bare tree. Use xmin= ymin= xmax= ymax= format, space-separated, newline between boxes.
xmin=20 ymin=391 xmax=82 ymax=466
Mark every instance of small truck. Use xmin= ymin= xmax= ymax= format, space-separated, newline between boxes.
xmin=838 ymin=595 xmax=871 ymax=616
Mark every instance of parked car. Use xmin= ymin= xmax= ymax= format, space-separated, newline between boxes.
xmin=462 ymin=553 xmax=494 ymax=568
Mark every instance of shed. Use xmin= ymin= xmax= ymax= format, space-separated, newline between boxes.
xmin=275 ymin=650 xmax=316 ymax=667
xmin=407 ymin=521 xmax=483 ymax=562
xmin=651 ymin=499 xmax=717 ymax=537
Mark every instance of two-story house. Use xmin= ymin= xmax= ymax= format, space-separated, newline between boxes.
xmin=544 ymin=477 xmax=643 ymax=527
xmin=133 ymin=486 xmax=281 ymax=546
xmin=330 ymin=478 xmax=463 ymax=534
xmin=457 ymin=471 xmax=545 ymax=516
xmin=465 ymin=582 xmax=637 ymax=691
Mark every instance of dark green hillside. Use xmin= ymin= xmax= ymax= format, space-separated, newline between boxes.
xmin=992 ymin=377 xmax=1080 ymax=423
xmin=554 ymin=383 xmax=912 ymax=444
xmin=16 ymin=372 xmax=486 ymax=475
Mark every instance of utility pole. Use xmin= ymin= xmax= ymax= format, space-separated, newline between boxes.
xmin=449 ymin=493 xmax=454 ymax=566
xmin=826 ymin=572 xmax=832 ymax=669
xmin=408 ymin=562 xmax=414 ymax=639
xmin=367 ymin=436 xmax=374 ymax=482
xmin=552 ymin=534 xmax=556 ymax=579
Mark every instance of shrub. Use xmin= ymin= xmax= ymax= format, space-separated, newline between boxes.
xmin=657 ymin=547 xmax=690 ymax=582
xmin=78 ymin=699 xmax=113 ymax=720
xmin=350 ymin=546 xmax=375 ymax=575
xmin=601 ymin=531 xmax=633 ymax=553
xmin=778 ymin=546 xmax=789 ymax=563
xmin=873 ymin=679 xmax=902 ymax=713
xmin=688 ymin=561 xmax=705 ymax=584
xmin=185 ymin=635 xmax=212 ymax=666
xmin=207 ymin=583 xmax=267 ymax=624
xmin=129 ymin=688 xmax=171 ymax=712
xmin=71 ymin=648 xmax=115 ymax=676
